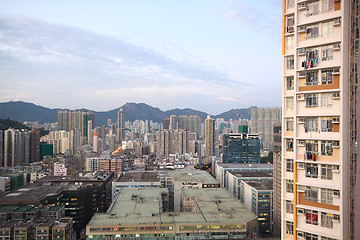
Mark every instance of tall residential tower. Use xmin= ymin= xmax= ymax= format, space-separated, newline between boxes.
xmin=281 ymin=1 xmax=358 ymax=239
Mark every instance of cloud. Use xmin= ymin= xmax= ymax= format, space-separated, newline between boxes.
xmin=0 ymin=14 xmax=280 ymax=114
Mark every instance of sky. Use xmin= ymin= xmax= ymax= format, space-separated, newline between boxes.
xmin=0 ymin=0 xmax=282 ymax=114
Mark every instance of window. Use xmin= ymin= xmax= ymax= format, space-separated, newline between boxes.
xmin=306 ymin=48 xmax=319 ymax=62
xmin=322 ymin=21 xmax=334 ymax=38
xmin=287 ymin=16 xmax=295 ymax=33
xmin=286 ymin=200 xmax=293 ymax=214
xmin=286 ymin=36 xmax=294 ymax=50
xmin=322 ymin=0 xmax=334 ymax=13
xmin=287 ymin=0 xmax=294 ymax=9
xmin=286 ymin=76 xmax=294 ymax=90
xmin=306 ymin=71 xmax=318 ymax=86
xmin=321 ymin=69 xmax=334 ymax=84
xmin=286 ymin=179 xmax=293 ymax=193
xmin=321 ymin=188 xmax=333 ymax=205
xmin=306 ymin=94 xmax=318 ymax=107
xmin=322 ymin=45 xmax=333 ymax=61
xmin=305 ymin=232 xmax=319 ymax=240
xmin=306 ymin=24 xmax=319 ymax=39
xmin=321 ymin=212 xmax=333 ymax=228
xmin=286 ymin=159 xmax=294 ymax=172
xmin=320 ymin=93 xmax=333 ymax=108
xmin=322 ymin=236 xmax=336 ymax=240
xmin=286 ymin=56 xmax=294 ymax=70
xmin=305 ymin=209 xmax=318 ymax=225
xmin=286 ymin=97 xmax=294 ymax=111
xmin=321 ymin=141 xmax=333 ymax=156
xmin=286 ymin=139 xmax=294 ymax=152
xmin=305 ymin=140 xmax=318 ymax=153
xmin=305 ymin=163 xmax=318 ymax=178
xmin=286 ymin=119 xmax=294 ymax=131
xmin=306 ymin=186 xmax=318 ymax=202
xmin=306 ymin=1 xmax=320 ymax=16
xmin=286 ymin=221 xmax=293 ymax=234
xmin=321 ymin=117 xmax=333 ymax=132
xmin=304 ymin=117 xmax=318 ymax=132
xmin=321 ymin=164 xmax=339 ymax=180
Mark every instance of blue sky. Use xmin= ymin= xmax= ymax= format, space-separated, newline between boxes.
xmin=0 ymin=0 xmax=282 ymax=114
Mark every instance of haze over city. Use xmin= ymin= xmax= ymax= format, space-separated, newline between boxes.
xmin=0 ymin=0 xmax=282 ymax=114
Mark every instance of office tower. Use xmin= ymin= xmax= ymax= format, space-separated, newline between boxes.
xmin=29 ymin=129 xmax=40 ymax=163
xmin=222 ymin=133 xmax=261 ymax=163
xmin=57 ymin=110 xmax=94 ymax=145
xmin=281 ymin=1 xmax=358 ymax=239
xmin=87 ymin=120 xmax=93 ymax=145
xmin=169 ymin=115 xmax=177 ymax=130
xmin=250 ymin=107 xmax=281 ymax=150
xmin=117 ymin=108 xmax=125 ymax=143
xmin=205 ymin=115 xmax=215 ymax=157
xmin=163 ymin=118 xmax=170 ymax=130
xmin=92 ymin=129 xmax=99 ymax=153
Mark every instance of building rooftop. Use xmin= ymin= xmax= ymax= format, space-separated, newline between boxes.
xmin=217 ymin=163 xmax=273 ymax=170
xmin=88 ymin=187 xmax=256 ymax=227
xmin=165 ymin=170 xmax=218 ymax=184
xmin=49 ymin=205 xmax=64 ymax=212
xmin=228 ymin=170 xmax=273 ymax=178
xmin=243 ymin=180 xmax=273 ymax=191
xmin=53 ymin=218 xmax=72 ymax=228
xmin=0 ymin=206 xmax=17 ymax=213
xmin=37 ymin=171 xmax=112 ymax=183
xmin=116 ymin=171 xmax=159 ymax=183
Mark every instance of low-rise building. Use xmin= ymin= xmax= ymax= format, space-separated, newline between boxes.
xmin=86 ymin=187 xmax=258 ymax=239
xmin=112 ymin=171 xmax=162 ymax=200
xmin=165 ymin=170 xmax=219 ymax=212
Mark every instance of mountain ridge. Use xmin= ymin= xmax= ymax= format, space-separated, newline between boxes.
xmin=0 ymin=101 xmax=253 ymax=126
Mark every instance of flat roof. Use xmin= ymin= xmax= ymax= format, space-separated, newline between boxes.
xmin=165 ymin=170 xmax=218 ymax=184
xmin=37 ymin=172 xmax=112 ymax=183
xmin=88 ymin=187 xmax=256 ymax=227
xmin=0 ymin=206 xmax=17 ymax=213
xmin=243 ymin=180 xmax=273 ymax=191
xmin=228 ymin=170 xmax=273 ymax=178
xmin=217 ymin=163 xmax=273 ymax=170
xmin=117 ymin=171 xmax=159 ymax=183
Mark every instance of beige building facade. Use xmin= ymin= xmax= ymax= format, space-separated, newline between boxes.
xmin=281 ymin=1 xmax=358 ymax=239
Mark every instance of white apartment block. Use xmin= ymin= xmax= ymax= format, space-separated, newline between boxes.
xmin=282 ymin=1 xmax=358 ymax=239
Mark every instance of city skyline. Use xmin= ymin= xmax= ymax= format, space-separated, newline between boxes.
xmin=0 ymin=0 xmax=282 ymax=115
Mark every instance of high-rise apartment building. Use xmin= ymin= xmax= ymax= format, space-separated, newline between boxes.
xmin=169 ymin=115 xmax=177 ymax=130
xmin=117 ymin=108 xmax=125 ymax=143
xmin=205 ymin=115 xmax=215 ymax=157
xmin=163 ymin=118 xmax=170 ymax=130
xmin=250 ymin=107 xmax=281 ymax=150
xmin=3 ymin=129 xmax=30 ymax=167
xmin=281 ymin=1 xmax=358 ymax=239
xmin=57 ymin=110 xmax=94 ymax=145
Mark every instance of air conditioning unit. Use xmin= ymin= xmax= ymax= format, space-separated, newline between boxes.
xmin=299 ymin=25 xmax=306 ymax=32
xmin=299 ymin=2 xmax=307 ymax=10
xmin=333 ymin=43 xmax=340 ymax=50
xmin=297 ymin=94 xmax=305 ymax=101
xmin=332 ymin=92 xmax=340 ymax=99
xmin=333 ymin=68 xmax=340 ymax=75
xmin=333 ymin=214 xmax=340 ymax=222
xmin=298 ymin=162 xmax=305 ymax=169
xmin=297 ymin=231 xmax=305 ymax=239
xmin=298 ymin=48 xmax=306 ymax=55
xmin=333 ymin=18 xmax=341 ymax=26
xmin=287 ymin=26 xmax=295 ymax=33
xmin=298 ymin=140 xmax=305 ymax=146
xmin=297 ymin=208 xmax=305 ymax=215
xmin=332 ymin=117 xmax=340 ymax=123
